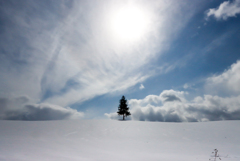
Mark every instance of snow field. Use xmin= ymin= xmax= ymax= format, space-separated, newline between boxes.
xmin=0 ymin=120 xmax=239 ymax=161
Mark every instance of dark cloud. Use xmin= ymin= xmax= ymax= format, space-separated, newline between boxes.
xmin=159 ymin=90 xmax=185 ymax=103
xmin=187 ymin=106 xmax=240 ymax=121
xmin=0 ymin=96 xmax=84 ymax=120
xmin=164 ymin=112 xmax=182 ymax=122
xmin=131 ymin=107 xmax=164 ymax=122
xmin=162 ymin=94 xmax=181 ymax=102
xmin=0 ymin=96 xmax=29 ymax=112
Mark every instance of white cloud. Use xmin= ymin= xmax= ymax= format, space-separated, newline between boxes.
xmin=206 ymin=0 xmax=240 ymax=20
xmin=139 ymin=84 xmax=145 ymax=90
xmin=205 ymin=60 xmax=240 ymax=95
xmin=0 ymin=96 xmax=84 ymax=120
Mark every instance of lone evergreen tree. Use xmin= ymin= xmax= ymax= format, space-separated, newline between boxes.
xmin=117 ymin=95 xmax=131 ymax=120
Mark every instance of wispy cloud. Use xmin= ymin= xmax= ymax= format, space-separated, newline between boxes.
xmin=206 ymin=0 xmax=240 ymax=20
xmin=203 ymin=32 xmax=233 ymax=54
xmin=41 ymin=0 xmax=201 ymax=107
xmin=0 ymin=0 xmax=203 ymax=108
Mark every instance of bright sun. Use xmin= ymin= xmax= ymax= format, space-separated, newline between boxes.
xmin=111 ymin=6 xmax=149 ymax=42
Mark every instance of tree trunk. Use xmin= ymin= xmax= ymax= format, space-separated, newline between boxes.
xmin=123 ymin=115 xmax=125 ymax=120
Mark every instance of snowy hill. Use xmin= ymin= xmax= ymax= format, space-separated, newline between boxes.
xmin=0 ymin=120 xmax=240 ymax=161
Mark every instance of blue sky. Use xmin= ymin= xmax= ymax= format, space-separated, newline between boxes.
xmin=1 ymin=0 xmax=240 ymax=121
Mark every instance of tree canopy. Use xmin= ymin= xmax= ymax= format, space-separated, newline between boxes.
xmin=117 ymin=95 xmax=131 ymax=120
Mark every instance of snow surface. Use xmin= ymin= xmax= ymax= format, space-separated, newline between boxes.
xmin=0 ymin=120 xmax=240 ymax=161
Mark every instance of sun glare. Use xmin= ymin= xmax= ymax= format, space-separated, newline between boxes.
xmin=111 ymin=6 xmax=149 ymax=42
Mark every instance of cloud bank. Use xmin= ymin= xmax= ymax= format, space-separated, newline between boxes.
xmin=206 ymin=0 xmax=240 ymax=20
xmin=106 ymin=60 xmax=240 ymax=122
xmin=106 ymin=90 xmax=240 ymax=122
xmin=0 ymin=96 xmax=84 ymax=120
